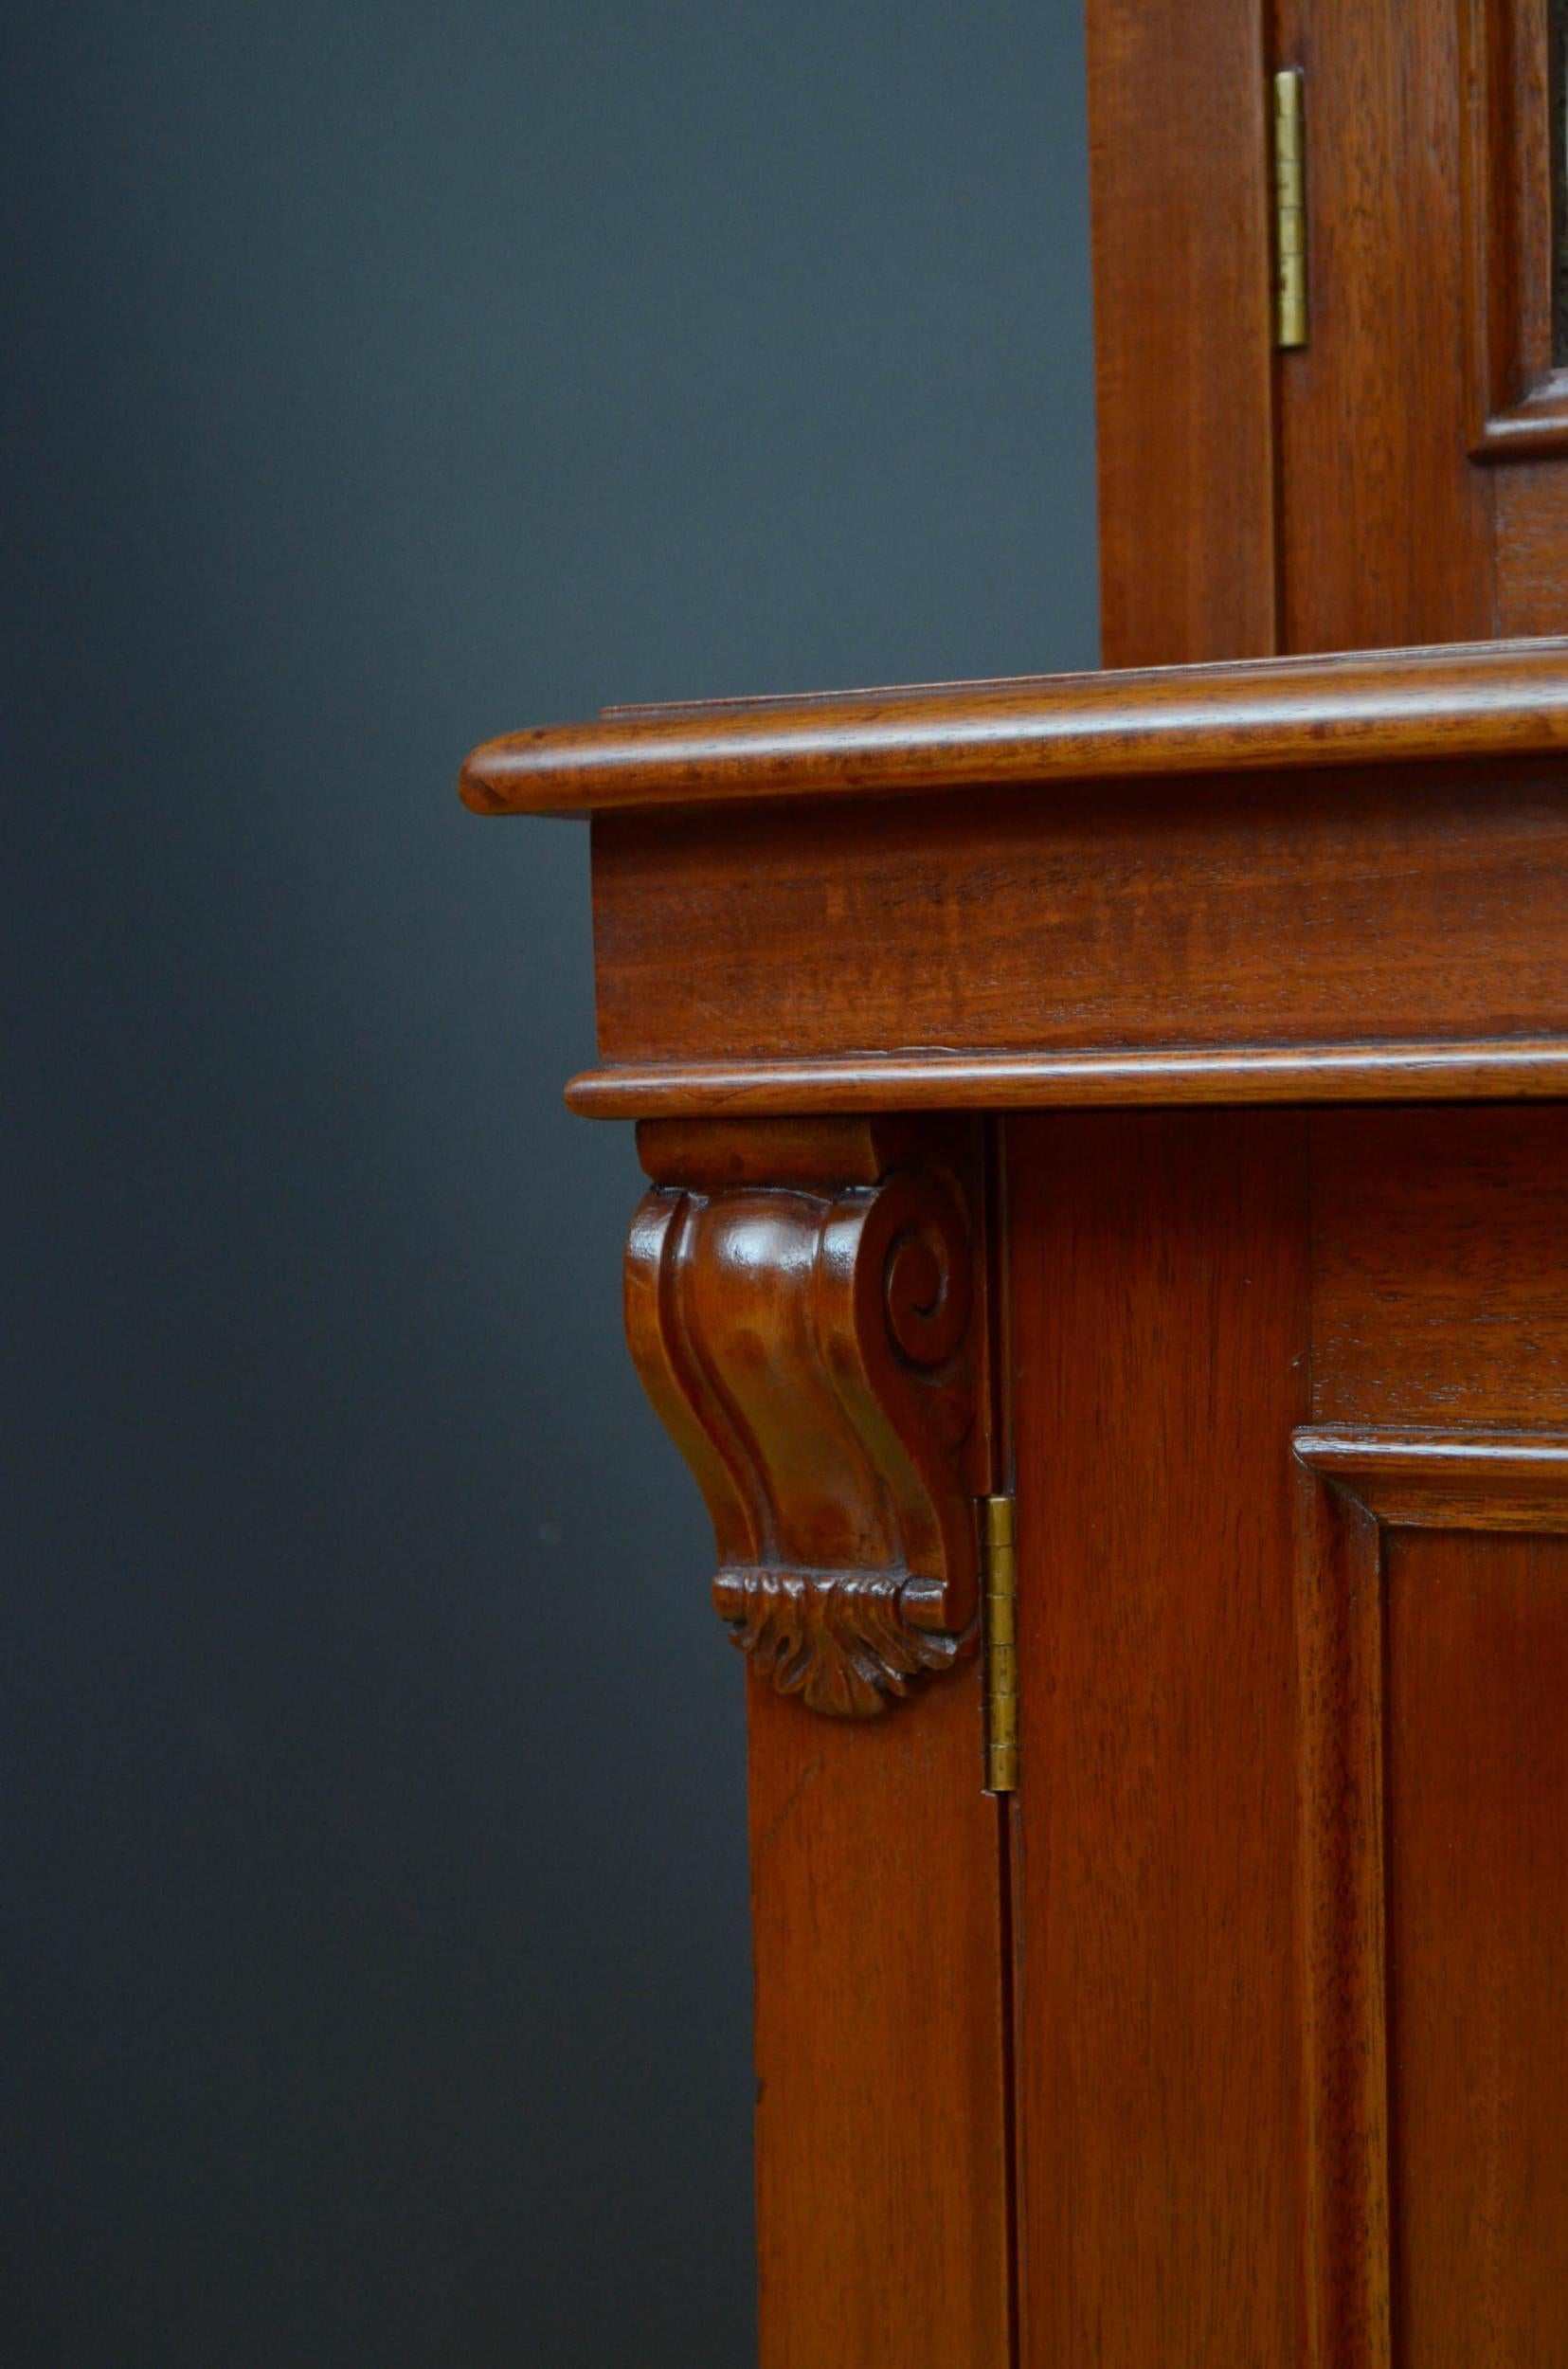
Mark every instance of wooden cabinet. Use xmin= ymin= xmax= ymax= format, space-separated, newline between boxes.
xmin=1009 ymin=1104 xmax=1568 ymax=2366
xmin=463 ymin=5 xmax=1568 ymax=2358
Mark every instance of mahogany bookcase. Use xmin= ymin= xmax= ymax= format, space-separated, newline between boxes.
xmin=462 ymin=1 xmax=1568 ymax=2358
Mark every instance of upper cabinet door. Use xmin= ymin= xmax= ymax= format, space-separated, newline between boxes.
xmin=1275 ymin=0 xmax=1568 ymax=648
xmin=1092 ymin=0 xmax=1568 ymax=664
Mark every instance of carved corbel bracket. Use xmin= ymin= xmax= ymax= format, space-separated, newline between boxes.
xmin=625 ymin=1117 xmax=991 ymax=1718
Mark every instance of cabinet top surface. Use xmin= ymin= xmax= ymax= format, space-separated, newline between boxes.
xmin=461 ymin=636 xmax=1568 ymax=820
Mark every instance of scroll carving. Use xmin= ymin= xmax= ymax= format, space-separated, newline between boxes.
xmin=624 ymin=1123 xmax=985 ymax=1718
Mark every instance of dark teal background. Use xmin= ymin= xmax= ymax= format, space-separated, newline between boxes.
xmin=2 ymin=5 xmax=1095 ymax=2360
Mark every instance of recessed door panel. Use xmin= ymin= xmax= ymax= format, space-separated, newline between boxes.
xmin=1294 ymin=1431 xmax=1568 ymax=2369
xmin=1388 ymin=1524 xmax=1568 ymax=2366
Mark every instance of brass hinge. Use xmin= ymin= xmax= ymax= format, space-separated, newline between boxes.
xmin=982 ymin=1494 xmax=1018 ymax=1794
xmin=1273 ymin=67 xmax=1307 ymax=350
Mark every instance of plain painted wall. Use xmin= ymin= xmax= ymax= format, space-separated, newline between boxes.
xmin=2 ymin=4 xmax=1096 ymax=2361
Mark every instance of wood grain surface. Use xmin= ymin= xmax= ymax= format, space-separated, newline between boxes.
xmin=1299 ymin=1125 xmax=1568 ymax=2368
xmin=455 ymin=8 xmax=1568 ymax=2356
xmin=625 ymin=1115 xmax=1011 ymax=2362
xmin=1293 ymin=1423 xmax=1568 ymax=2368
xmin=1005 ymin=1111 xmax=1568 ymax=2361
xmin=568 ymin=1040 xmax=1568 ymax=1118
xmin=1270 ymin=0 xmax=1568 ymax=651
xmin=748 ymin=1670 xmax=1012 ymax=2369
xmin=1085 ymin=0 xmax=1277 ymax=665
xmin=588 ymin=761 xmax=1568 ymax=1072
xmin=1309 ymin=1106 xmax=1568 ymax=1427
xmin=1292 ymin=1454 xmax=1392 ymax=2369
xmin=1272 ymin=0 xmax=1498 ymax=649
xmin=1498 ymin=464 xmax=1568 ymax=634
xmin=1383 ymin=1527 xmax=1568 ymax=2368
xmin=1007 ymin=1112 xmax=1308 ymax=2366
xmin=1461 ymin=0 xmax=1568 ymax=460
xmin=460 ymin=637 xmax=1568 ymax=816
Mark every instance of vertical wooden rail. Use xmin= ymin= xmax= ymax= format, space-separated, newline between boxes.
xmin=625 ymin=1115 xmax=1014 ymax=2369
xmin=1292 ymin=1456 xmax=1394 ymax=2369
xmin=1087 ymin=0 xmax=1278 ymax=665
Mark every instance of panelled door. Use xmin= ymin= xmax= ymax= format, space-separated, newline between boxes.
xmin=1272 ymin=0 xmax=1568 ymax=650
xmin=1090 ymin=0 xmax=1568 ymax=667
xmin=1006 ymin=1108 xmax=1568 ymax=2364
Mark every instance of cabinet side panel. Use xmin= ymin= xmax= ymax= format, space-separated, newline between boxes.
xmin=1007 ymin=1112 xmax=1308 ymax=2366
xmin=1385 ymin=1527 xmax=1568 ymax=2368
xmin=1086 ymin=0 xmax=1277 ymax=663
xmin=748 ymin=1671 xmax=1011 ymax=2369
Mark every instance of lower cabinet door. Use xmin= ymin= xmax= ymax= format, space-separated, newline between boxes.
xmin=1005 ymin=1105 xmax=1568 ymax=2369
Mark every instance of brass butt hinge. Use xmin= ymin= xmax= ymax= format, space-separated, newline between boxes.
xmin=1273 ymin=67 xmax=1307 ymax=350
xmin=982 ymin=1494 xmax=1018 ymax=1795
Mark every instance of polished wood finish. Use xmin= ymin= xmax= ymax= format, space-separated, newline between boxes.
xmin=1498 ymin=463 xmax=1568 ymax=633
xmin=587 ymin=756 xmax=1568 ymax=1082
xmin=1463 ymin=0 xmax=1568 ymax=460
xmin=465 ymin=662 xmax=1568 ymax=2369
xmin=1296 ymin=1423 xmax=1568 ymax=2368
xmin=625 ymin=1116 xmax=1011 ymax=2364
xmin=1295 ymin=1113 xmax=1568 ymax=2364
xmin=1270 ymin=0 xmax=1568 ymax=651
xmin=461 ymin=6 xmax=1568 ymax=2359
xmin=1309 ymin=1105 xmax=1568 ymax=1427
xmin=569 ymin=1039 xmax=1568 ymax=1118
xmin=1295 ymin=1426 xmax=1568 ymax=1526
xmin=1273 ymin=0 xmax=1497 ymax=651
xmin=748 ymin=1678 xmax=1012 ymax=2369
xmin=626 ymin=1118 xmax=988 ymax=1718
xmin=1384 ymin=1527 xmax=1568 ymax=2369
xmin=1085 ymin=0 xmax=1277 ymax=664
xmin=466 ymin=635 xmax=1568 ymax=1137
xmin=1003 ymin=1113 xmax=1568 ymax=2360
xmin=1293 ymin=1447 xmax=1392 ymax=2369
xmin=461 ymin=636 xmax=1568 ymax=816
xmin=1008 ymin=1112 xmax=1307 ymax=2366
